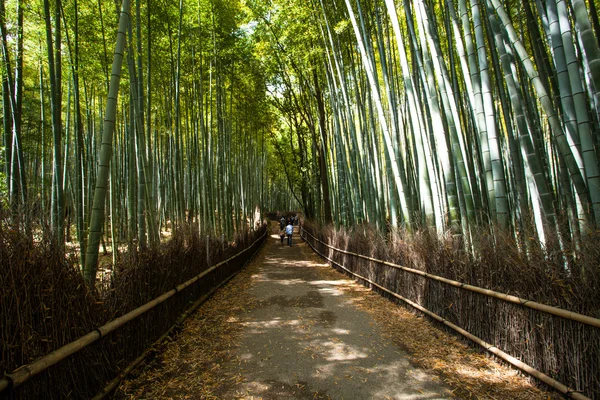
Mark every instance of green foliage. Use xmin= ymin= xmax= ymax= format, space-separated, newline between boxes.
xmin=333 ymin=19 xmax=349 ymax=34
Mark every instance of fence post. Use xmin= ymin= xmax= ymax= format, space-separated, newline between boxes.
xmin=221 ymin=234 xmax=225 ymax=253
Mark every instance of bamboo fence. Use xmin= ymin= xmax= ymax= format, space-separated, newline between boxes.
xmin=301 ymin=226 xmax=596 ymax=400
xmin=0 ymin=228 xmax=268 ymax=397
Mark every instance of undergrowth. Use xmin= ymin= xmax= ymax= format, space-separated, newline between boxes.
xmin=0 ymin=213 xmax=267 ymax=400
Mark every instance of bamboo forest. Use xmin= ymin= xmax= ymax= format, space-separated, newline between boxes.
xmin=1 ymin=0 xmax=600 ymax=398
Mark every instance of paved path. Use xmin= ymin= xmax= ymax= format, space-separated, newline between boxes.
xmin=118 ymin=223 xmax=560 ymax=399
xmin=228 ymin=225 xmax=451 ymax=399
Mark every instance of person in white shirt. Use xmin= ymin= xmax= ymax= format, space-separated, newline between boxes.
xmin=285 ymin=222 xmax=294 ymax=247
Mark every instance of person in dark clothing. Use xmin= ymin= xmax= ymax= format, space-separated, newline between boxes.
xmin=279 ymin=217 xmax=286 ymax=243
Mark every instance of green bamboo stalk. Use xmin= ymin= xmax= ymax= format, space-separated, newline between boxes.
xmin=344 ymin=0 xmax=412 ymax=228
xmin=84 ymin=0 xmax=131 ymax=284
xmin=488 ymin=0 xmax=590 ymax=223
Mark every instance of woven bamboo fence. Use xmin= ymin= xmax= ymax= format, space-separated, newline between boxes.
xmin=301 ymin=224 xmax=599 ymax=399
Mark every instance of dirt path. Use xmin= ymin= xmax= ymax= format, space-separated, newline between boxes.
xmin=117 ymin=223 xmax=561 ymax=400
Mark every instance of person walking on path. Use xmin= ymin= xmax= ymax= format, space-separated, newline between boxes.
xmin=285 ymin=221 xmax=294 ymax=246
xmin=279 ymin=217 xmax=286 ymax=244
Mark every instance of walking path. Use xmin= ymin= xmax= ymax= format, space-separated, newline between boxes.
xmin=117 ymin=223 xmax=561 ymax=399
xmin=229 ymin=226 xmax=450 ymax=399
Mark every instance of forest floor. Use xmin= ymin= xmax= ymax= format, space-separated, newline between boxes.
xmin=116 ymin=223 xmax=563 ymax=399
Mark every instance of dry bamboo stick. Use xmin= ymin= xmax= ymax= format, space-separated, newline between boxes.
xmin=301 ymin=228 xmax=600 ymax=328
xmin=0 ymin=229 xmax=267 ymax=394
xmin=302 ymin=230 xmax=590 ymax=400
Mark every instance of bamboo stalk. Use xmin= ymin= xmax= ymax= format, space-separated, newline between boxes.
xmin=301 ymin=228 xmax=591 ymax=400
xmin=300 ymin=228 xmax=600 ymax=328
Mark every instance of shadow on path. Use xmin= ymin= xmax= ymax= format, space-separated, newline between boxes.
xmin=117 ymin=223 xmax=560 ymax=400
xmin=227 ymin=226 xmax=451 ymax=399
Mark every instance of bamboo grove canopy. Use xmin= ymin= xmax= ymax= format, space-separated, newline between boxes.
xmin=250 ymin=0 xmax=600 ymax=249
xmin=1 ymin=0 xmax=600 ymax=278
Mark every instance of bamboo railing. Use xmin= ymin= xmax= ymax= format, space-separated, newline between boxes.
xmin=0 ymin=228 xmax=267 ymax=395
xmin=301 ymin=227 xmax=593 ymax=400
xmin=301 ymin=228 xmax=600 ymax=328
